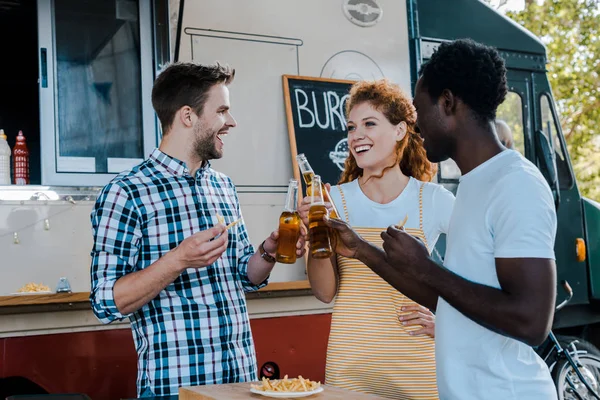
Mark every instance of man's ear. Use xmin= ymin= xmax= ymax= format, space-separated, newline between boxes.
xmin=440 ymin=89 xmax=457 ymax=116
xmin=179 ymin=106 xmax=195 ymax=128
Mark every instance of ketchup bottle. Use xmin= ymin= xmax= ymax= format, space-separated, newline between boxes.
xmin=13 ymin=130 xmax=29 ymax=185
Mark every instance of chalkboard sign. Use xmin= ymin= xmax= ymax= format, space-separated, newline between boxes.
xmin=283 ymin=75 xmax=355 ymax=193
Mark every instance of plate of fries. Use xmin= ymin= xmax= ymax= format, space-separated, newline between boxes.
xmin=250 ymin=375 xmax=323 ymax=398
xmin=12 ymin=282 xmax=52 ymax=295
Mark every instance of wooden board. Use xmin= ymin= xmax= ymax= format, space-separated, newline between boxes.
xmin=0 ymin=291 xmax=90 ymax=307
xmin=0 ymin=281 xmax=313 ymax=309
xmin=180 ymin=383 xmax=386 ymax=400
xmin=258 ymin=281 xmax=311 ymax=292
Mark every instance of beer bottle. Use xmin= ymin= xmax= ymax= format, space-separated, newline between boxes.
xmin=296 ymin=153 xmax=339 ymax=219
xmin=276 ymin=179 xmax=302 ymax=264
xmin=308 ymin=175 xmax=333 ymax=259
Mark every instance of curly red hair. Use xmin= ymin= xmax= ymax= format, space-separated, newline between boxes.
xmin=338 ymin=79 xmax=437 ymax=184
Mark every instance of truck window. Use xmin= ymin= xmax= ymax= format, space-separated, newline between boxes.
xmin=496 ymin=91 xmax=525 ymax=155
xmin=540 ymin=94 xmax=573 ymax=189
xmin=37 ymin=0 xmax=155 ymax=186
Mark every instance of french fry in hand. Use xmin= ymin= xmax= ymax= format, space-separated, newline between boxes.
xmin=396 ymin=214 xmax=408 ymax=229
xmin=226 ymin=218 xmax=241 ymax=230
xmin=215 ymin=213 xmax=241 ymax=230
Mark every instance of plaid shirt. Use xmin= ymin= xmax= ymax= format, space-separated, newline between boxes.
xmin=90 ymin=148 xmax=266 ymax=397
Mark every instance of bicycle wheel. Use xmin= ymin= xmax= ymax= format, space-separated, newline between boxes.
xmin=553 ymin=353 xmax=600 ymax=400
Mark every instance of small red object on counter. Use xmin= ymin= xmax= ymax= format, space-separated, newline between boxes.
xmin=13 ymin=130 xmax=29 ymax=185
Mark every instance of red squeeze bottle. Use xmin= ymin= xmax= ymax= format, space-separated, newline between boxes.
xmin=13 ymin=130 xmax=29 ymax=185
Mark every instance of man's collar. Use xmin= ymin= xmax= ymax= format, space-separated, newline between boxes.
xmin=149 ymin=148 xmax=212 ymax=177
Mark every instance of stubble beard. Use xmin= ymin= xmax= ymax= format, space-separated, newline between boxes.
xmin=192 ymin=120 xmax=222 ymax=162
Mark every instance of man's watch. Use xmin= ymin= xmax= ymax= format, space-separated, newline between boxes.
xmin=259 ymin=240 xmax=276 ymax=263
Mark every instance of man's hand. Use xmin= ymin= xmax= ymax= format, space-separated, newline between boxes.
xmin=263 ymin=224 xmax=309 ymax=258
xmin=381 ymin=226 xmax=431 ymax=279
xmin=172 ymin=224 xmax=228 ymax=270
xmin=399 ymin=304 xmax=435 ymax=338
xmin=324 ymin=216 xmax=364 ymax=258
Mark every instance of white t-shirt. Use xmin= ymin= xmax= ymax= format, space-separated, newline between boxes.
xmin=436 ymin=150 xmax=558 ymax=399
xmin=329 ymin=177 xmax=455 ymax=251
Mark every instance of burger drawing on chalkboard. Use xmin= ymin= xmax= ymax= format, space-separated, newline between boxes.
xmin=329 ymin=138 xmax=349 ymax=172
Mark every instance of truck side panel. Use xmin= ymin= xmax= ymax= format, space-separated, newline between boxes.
xmin=0 ymin=315 xmax=331 ymax=399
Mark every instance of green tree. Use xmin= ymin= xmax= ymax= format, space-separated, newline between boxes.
xmin=503 ymin=1 xmax=600 ymax=200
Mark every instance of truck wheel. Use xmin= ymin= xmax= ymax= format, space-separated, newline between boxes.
xmin=552 ymin=336 xmax=600 ymax=400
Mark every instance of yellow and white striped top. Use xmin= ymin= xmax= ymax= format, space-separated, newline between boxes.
xmin=325 ymin=184 xmax=438 ymax=400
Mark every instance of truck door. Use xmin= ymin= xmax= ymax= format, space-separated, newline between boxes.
xmin=530 ymin=73 xmax=588 ymax=306
xmin=500 ymin=69 xmax=588 ymax=306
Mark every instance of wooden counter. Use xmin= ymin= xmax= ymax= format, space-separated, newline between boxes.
xmin=179 ymin=382 xmax=386 ymax=400
xmin=0 ymin=281 xmax=314 ymax=314
xmin=0 ymin=292 xmax=90 ymax=307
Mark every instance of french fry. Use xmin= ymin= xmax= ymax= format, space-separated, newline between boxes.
xmin=17 ymin=282 xmax=50 ymax=293
xmin=215 ymin=213 xmax=241 ymax=230
xmin=300 ymin=376 xmax=307 ymax=391
xmin=226 ymin=218 xmax=241 ymax=230
xmin=250 ymin=376 xmax=321 ymax=393
xmin=396 ymin=214 xmax=408 ymax=229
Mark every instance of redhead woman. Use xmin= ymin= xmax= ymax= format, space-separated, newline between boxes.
xmin=299 ymin=79 xmax=454 ymax=399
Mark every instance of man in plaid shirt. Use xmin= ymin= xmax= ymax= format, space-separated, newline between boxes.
xmin=90 ymin=62 xmax=306 ymax=397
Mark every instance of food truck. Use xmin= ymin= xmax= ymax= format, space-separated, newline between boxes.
xmin=1 ymin=0 xmax=599 ymax=398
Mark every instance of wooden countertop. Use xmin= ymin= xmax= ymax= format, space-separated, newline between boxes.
xmin=179 ymin=382 xmax=386 ymax=399
xmin=0 ymin=281 xmax=313 ymax=314
xmin=0 ymin=292 xmax=90 ymax=307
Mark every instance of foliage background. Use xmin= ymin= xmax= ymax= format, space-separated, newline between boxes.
xmin=485 ymin=0 xmax=600 ymax=200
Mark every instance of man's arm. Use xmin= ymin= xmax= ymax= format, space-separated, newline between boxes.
xmin=245 ymin=227 xmax=308 ymax=286
xmin=380 ymin=172 xmax=558 ymax=346
xmin=110 ymin=252 xmax=188 ymax=316
xmin=417 ymin=253 xmax=555 ymax=346
xmin=358 ymin=235 xmax=555 ymax=345
xmin=246 ymin=235 xmax=278 ymax=286
xmin=230 ymin=178 xmax=307 ymax=288
xmin=379 ymin=229 xmax=556 ymax=346
xmin=112 ymin=225 xmax=228 ymax=315
xmin=230 ymin=182 xmax=274 ymax=289
xmin=323 ymin=216 xmax=439 ymax=310
xmin=90 ymin=183 xmax=228 ymax=320
xmin=356 ymin=240 xmax=439 ymax=310
xmin=90 ymin=183 xmax=143 ymax=323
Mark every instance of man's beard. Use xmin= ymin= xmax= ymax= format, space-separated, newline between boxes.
xmin=192 ymin=122 xmax=222 ymax=162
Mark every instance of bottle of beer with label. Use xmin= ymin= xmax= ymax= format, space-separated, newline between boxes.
xmin=296 ymin=153 xmax=340 ymax=219
xmin=308 ymin=175 xmax=333 ymax=259
xmin=276 ymin=179 xmax=302 ymax=264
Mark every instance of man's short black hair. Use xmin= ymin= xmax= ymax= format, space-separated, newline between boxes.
xmin=419 ymin=39 xmax=508 ymax=123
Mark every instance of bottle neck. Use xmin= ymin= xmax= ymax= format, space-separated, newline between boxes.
xmin=284 ymin=183 xmax=298 ymax=212
xmin=311 ymin=178 xmax=325 ymax=205
xmin=297 ymin=159 xmax=314 ymax=183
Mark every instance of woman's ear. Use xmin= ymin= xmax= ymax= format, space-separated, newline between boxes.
xmin=396 ymin=121 xmax=408 ymax=142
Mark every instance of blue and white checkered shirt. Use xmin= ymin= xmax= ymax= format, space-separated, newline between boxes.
xmin=90 ymin=148 xmax=266 ymax=397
